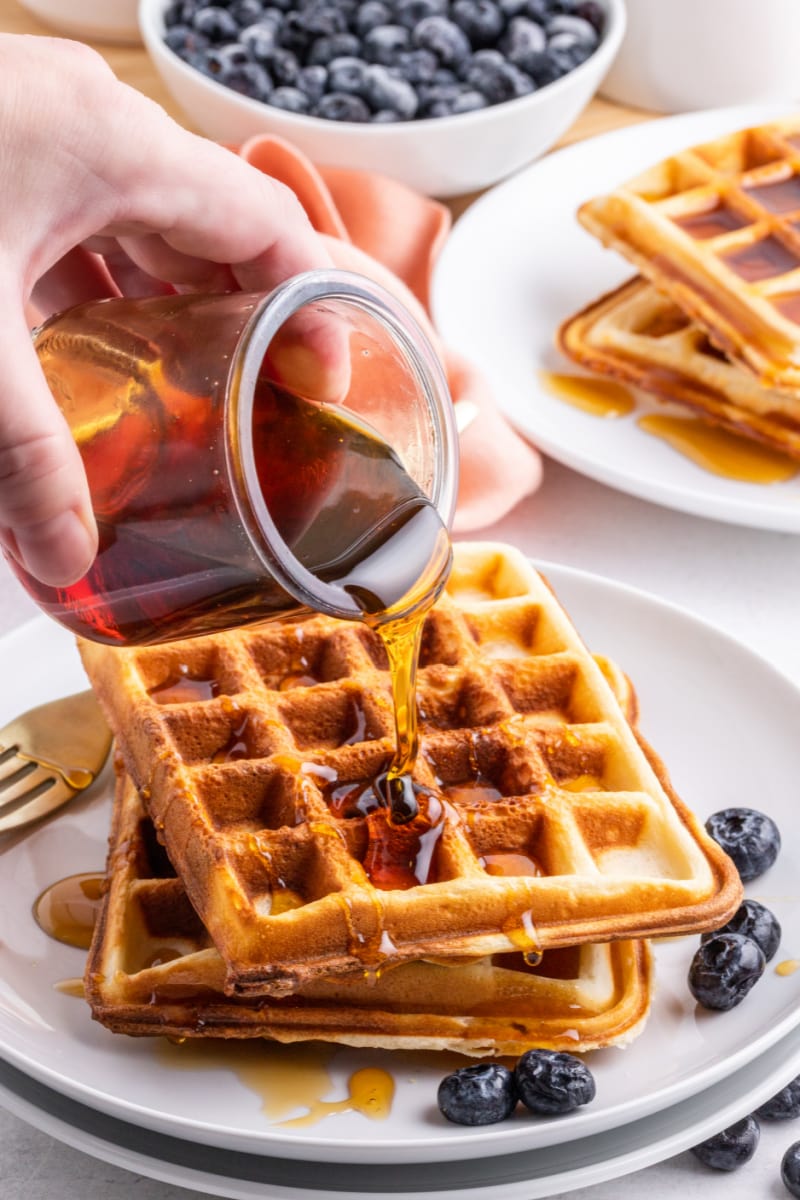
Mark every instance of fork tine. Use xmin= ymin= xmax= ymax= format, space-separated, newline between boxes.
xmin=0 ymin=762 xmax=58 ymax=808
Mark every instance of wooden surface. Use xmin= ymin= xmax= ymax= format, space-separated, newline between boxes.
xmin=0 ymin=0 xmax=653 ymax=216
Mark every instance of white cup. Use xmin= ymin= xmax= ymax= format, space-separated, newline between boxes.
xmin=601 ymin=0 xmax=800 ymax=113
xmin=16 ymin=0 xmax=141 ymax=45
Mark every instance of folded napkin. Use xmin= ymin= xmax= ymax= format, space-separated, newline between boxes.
xmin=237 ymin=135 xmax=542 ymax=531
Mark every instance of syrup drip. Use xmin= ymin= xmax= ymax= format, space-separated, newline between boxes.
xmin=279 ymin=1067 xmax=394 ymax=1128
xmin=776 ymin=959 xmax=800 ymax=977
xmin=445 ymin=780 xmax=503 ymax=805
xmin=481 ymin=852 xmax=542 ymax=877
xmin=150 ymin=667 xmax=220 ymax=705
xmin=363 ymin=793 xmax=446 ymax=890
xmin=325 ymin=778 xmax=384 ymax=820
xmin=638 ymin=413 xmax=799 ymax=482
xmin=539 ymin=371 xmax=635 ymax=417
xmin=212 ymin=714 xmax=255 ymax=763
xmin=279 ymin=673 xmax=319 ymax=690
xmin=33 ymin=872 xmax=104 ymax=950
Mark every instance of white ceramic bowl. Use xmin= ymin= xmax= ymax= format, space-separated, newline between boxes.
xmin=18 ymin=0 xmax=140 ymax=44
xmin=138 ymin=0 xmax=626 ymax=198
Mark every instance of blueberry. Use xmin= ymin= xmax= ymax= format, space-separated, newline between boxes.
xmin=230 ymin=0 xmax=264 ymax=25
xmin=364 ymin=64 xmax=418 ymax=116
xmin=308 ymin=32 xmax=362 ymax=64
xmin=755 ymin=1076 xmax=800 ymax=1121
xmin=314 ymin=91 xmax=372 ymax=120
xmin=363 ymin=24 xmax=412 ymax=63
xmin=546 ymin=29 xmax=595 ymax=69
xmin=371 ymin=108 xmax=403 ymax=121
xmin=706 ymin=807 xmax=781 ymax=882
xmin=691 ymin=1116 xmax=760 ymax=1170
xmin=498 ymin=0 xmax=529 ymax=16
xmin=523 ymin=49 xmax=563 ymax=84
xmin=296 ymin=3 xmax=348 ymax=38
xmin=451 ymin=0 xmax=505 ymax=46
xmin=413 ymin=16 xmax=472 ymax=67
xmin=572 ymin=0 xmax=604 ymax=31
xmin=463 ymin=49 xmax=535 ymax=103
xmin=523 ymin=0 xmax=550 ymax=19
xmin=354 ymin=1 xmax=392 ymax=36
xmin=392 ymin=48 xmax=439 ymax=84
xmin=164 ymin=24 xmax=212 ymax=60
xmin=203 ymin=42 xmax=251 ymax=77
xmin=327 ymin=55 xmax=370 ymax=95
xmin=394 ymin=0 xmax=449 ymax=29
xmin=277 ymin=9 xmax=315 ymax=53
xmin=192 ymin=5 xmax=240 ymax=40
xmin=296 ymin=63 xmax=328 ymax=101
xmin=269 ymin=85 xmax=311 ymax=112
xmin=688 ymin=932 xmax=766 ymax=1011
xmin=546 ymin=13 xmax=599 ymax=44
xmin=437 ymin=1063 xmax=518 ymax=1125
xmin=514 ymin=1049 xmax=596 ymax=1115
xmin=783 ymin=1141 xmax=800 ymax=1197
xmin=224 ymin=59 xmax=274 ymax=98
xmin=165 ymin=0 xmax=203 ymax=24
xmin=260 ymin=46 xmax=300 ymax=84
xmin=500 ymin=16 xmax=547 ymax=70
xmin=702 ymin=899 xmax=782 ymax=963
xmin=239 ymin=20 xmax=277 ymax=58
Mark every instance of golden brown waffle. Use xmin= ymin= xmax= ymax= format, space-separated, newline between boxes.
xmin=79 ymin=542 xmax=741 ymax=997
xmin=578 ymin=117 xmax=800 ymax=392
xmin=85 ymin=769 xmax=653 ymax=1055
xmin=559 ymin=276 xmax=800 ymax=458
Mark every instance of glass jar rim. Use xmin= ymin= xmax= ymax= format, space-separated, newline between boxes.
xmin=227 ymin=268 xmax=459 ymax=621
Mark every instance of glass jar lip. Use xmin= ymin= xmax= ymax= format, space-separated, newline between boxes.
xmin=227 ymin=268 xmax=460 ymax=621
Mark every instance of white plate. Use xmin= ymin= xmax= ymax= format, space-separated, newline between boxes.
xmin=432 ymin=104 xmax=800 ymax=532
xmin=4 ymin=1021 xmax=800 ymax=1200
xmin=2 ymin=564 xmax=800 ymax=1165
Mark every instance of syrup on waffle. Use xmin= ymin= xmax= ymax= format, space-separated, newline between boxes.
xmin=578 ymin=117 xmax=800 ymax=392
xmin=79 ymin=542 xmax=741 ymax=997
xmin=558 ymin=276 xmax=800 ymax=458
xmin=85 ymin=769 xmax=653 ymax=1056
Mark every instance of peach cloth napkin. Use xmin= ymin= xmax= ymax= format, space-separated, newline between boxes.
xmin=237 ymin=135 xmax=543 ymax=531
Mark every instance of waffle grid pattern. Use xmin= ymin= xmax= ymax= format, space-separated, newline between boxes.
xmin=578 ymin=119 xmax=800 ymax=391
xmin=80 ymin=543 xmax=740 ymax=997
xmin=85 ymin=770 xmax=653 ymax=1056
xmin=558 ymin=276 xmax=800 ymax=457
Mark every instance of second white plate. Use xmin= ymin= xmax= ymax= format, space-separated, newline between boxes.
xmin=432 ymin=104 xmax=800 ymax=531
xmin=2 ymin=563 xmax=800 ymax=1163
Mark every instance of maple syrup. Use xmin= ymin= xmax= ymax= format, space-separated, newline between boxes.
xmin=745 ymin=171 xmax=800 ymax=214
xmin=722 ymin=236 xmax=800 ymax=282
xmin=33 ymin=872 xmax=104 ymax=950
xmin=362 ymin=793 xmax=447 ymax=889
xmin=673 ymin=202 xmax=749 ymax=240
xmin=638 ymin=413 xmax=799 ymax=482
xmin=538 ymin=371 xmax=635 ymax=417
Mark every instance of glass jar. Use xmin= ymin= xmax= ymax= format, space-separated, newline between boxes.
xmin=13 ymin=269 xmax=459 ymax=645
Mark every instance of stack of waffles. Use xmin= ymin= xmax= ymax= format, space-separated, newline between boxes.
xmin=562 ymin=117 xmax=800 ymax=454
xmin=79 ymin=542 xmax=741 ymax=1056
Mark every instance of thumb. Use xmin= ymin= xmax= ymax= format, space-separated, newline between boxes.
xmin=0 ymin=308 xmax=97 ymax=587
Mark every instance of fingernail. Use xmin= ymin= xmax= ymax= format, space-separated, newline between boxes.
xmin=10 ymin=508 xmax=97 ymax=587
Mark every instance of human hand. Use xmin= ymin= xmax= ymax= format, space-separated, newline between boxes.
xmin=0 ymin=34 xmax=334 ymax=588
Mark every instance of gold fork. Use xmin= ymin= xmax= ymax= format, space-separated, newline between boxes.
xmin=0 ymin=691 xmax=112 ymax=833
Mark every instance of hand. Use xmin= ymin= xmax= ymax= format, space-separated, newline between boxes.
xmin=0 ymin=34 xmax=334 ymax=588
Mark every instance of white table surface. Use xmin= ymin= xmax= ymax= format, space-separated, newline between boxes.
xmin=3 ymin=456 xmax=800 ymax=1199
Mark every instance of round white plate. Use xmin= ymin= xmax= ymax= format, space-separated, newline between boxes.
xmin=2 ymin=564 xmax=800 ymax=1165
xmin=4 ymin=1022 xmax=800 ymax=1200
xmin=432 ymin=104 xmax=800 ymax=532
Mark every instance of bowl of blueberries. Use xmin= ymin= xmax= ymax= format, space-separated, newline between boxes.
xmin=138 ymin=0 xmax=626 ymax=196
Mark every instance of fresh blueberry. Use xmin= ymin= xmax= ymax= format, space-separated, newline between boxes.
xmin=163 ymin=24 xmax=212 ymax=60
xmin=296 ymin=63 xmax=328 ymax=101
xmin=295 ymin=3 xmax=348 ymax=38
xmin=394 ymin=0 xmax=449 ymax=29
xmin=755 ymin=1076 xmax=800 ymax=1121
xmin=546 ymin=13 xmax=599 ymax=43
xmin=413 ymin=15 xmax=472 ymax=67
xmin=260 ymin=46 xmax=300 ymax=84
xmin=230 ymin=0 xmax=264 ymax=25
xmin=363 ymin=24 xmax=412 ymax=63
xmin=220 ymin=59 xmax=274 ymax=98
xmin=705 ymin=807 xmax=782 ymax=882
xmin=239 ymin=20 xmax=278 ymax=58
xmin=192 ymin=5 xmax=240 ymax=40
xmin=277 ymin=9 xmax=315 ymax=53
xmin=462 ymin=49 xmax=535 ymax=103
xmin=314 ymin=91 xmax=372 ymax=120
xmin=268 ymin=85 xmax=312 ymax=112
xmin=524 ymin=49 xmax=563 ymax=84
xmin=165 ymin=0 xmax=204 ymax=24
xmin=327 ymin=55 xmax=370 ymax=95
xmin=546 ymin=29 xmax=595 ymax=69
xmin=392 ymin=48 xmax=439 ymax=83
xmin=691 ymin=1116 xmax=760 ymax=1170
xmin=571 ymin=0 xmax=605 ymax=31
xmin=371 ymin=108 xmax=403 ymax=121
xmin=688 ymin=932 xmax=766 ymax=1011
xmin=308 ymin=32 xmax=362 ymax=64
xmin=514 ymin=1049 xmax=596 ymax=1115
xmin=365 ymin=64 xmax=418 ymax=116
xmin=437 ymin=1063 xmax=518 ymax=1125
xmin=498 ymin=0 xmax=529 ymax=16
xmin=702 ymin=899 xmax=782 ymax=963
xmin=354 ymin=0 xmax=392 ymax=36
xmin=523 ymin=0 xmax=550 ymax=19
xmin=783 ymin=1141 xmax=800 ymax=1197
xmin=451 ymin=0 xmax=505 ymax=46
xmin=202 ymin=42 xmax=251 ymax=78
xmin=426 ymin=86 xmax=488 ymax=115
xmin=500 ymin=16 xmax=547 ymax=70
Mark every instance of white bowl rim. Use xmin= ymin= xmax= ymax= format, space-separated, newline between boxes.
xmin=138 ymin=0 xmax=626 ymax=135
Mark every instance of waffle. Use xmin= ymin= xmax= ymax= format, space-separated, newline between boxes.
xmin=78 ymin=542 xmax=741 ymax=997
xmin=85 ymin=768 xmax=653 ymax=1056
xmin=578 ymin=117 xmax=800 ymax=392
xmin=559 ymin=276 xmax=800 ymax=458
